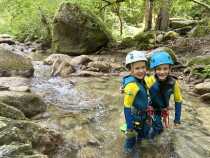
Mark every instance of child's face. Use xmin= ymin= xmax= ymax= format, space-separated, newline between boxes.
xmin=130 ymin=61 xmax=147 ymax=80
xmin=155 ymin=64 xmax=170 ymax=81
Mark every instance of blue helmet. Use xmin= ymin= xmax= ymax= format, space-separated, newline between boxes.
xmin=150 ymin=51 xmax=174 ymax=69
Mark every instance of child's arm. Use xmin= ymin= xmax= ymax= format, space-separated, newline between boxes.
xmin=173 ymin=80 xmax=183 ymax=124
xmin=124 ymin=83 xmax=139 ymax=130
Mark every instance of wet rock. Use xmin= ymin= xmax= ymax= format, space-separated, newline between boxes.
xmin=43 ymin=54 xmax=72 ymax=65
xmin=200 ymin=93 xmax=210 ymax=104
xmin=0 ymin=116 xmax=63 ymax=156
xmin=52 ymin=2 xmax=111 ymax=55
xmin=51 ymin=58 xmax=75 ymax=77
xmin=194 ymin=82 xmax=210 ymax=95
xmin=86 ymin=61 xmax=111 ymax=73
xmin=0 ymin=91 xmax=47 ymax=118
xmin=70 ymin=55 xmax=92 ymax=66
xmin=0 ymin=102 xmax=26 ymax=120
xmin=0 ymin=47 xmax=34 ymax=77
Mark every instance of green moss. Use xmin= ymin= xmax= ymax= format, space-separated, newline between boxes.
xmin=134 ymin=31 xmax=155 ymax=49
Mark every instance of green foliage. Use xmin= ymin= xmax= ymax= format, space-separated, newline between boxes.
xmin=192 ymin=65 xmax=210 ymax=79
xmin=202 ymin=65 xmax=210 ymax=78
xmin=0 ymin=0 xmax=210 ymax=42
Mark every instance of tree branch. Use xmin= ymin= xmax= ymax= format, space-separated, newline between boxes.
xmin=191 ymin=0 xmax=210 ymax=10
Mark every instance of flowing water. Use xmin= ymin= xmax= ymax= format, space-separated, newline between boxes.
xmin=31 ymin=61 xmax=210 ymax=158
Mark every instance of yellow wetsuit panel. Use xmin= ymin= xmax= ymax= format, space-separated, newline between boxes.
xmin=173 ymin=80 xmax=183 ymax=102
xmin=124 ymin=82 xmax=140 ymax=108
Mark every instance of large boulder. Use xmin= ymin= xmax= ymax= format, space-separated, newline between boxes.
xmin=52 ymin=3 xmax=111 ymax=55
xmin=0 ymin=91 xmax=47 ymax=118
xmin=0 ymin=47 xmax=34 ymax=77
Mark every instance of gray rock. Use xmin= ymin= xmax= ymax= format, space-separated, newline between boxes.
xmin=194 ymin=82 xmax=210 ymax=95
xmin=0 ymin=47 xmax=34 ymax=77
xmin=70 ymin=55 xmax=92 ymax=66
xmin=0 ymin=91 xmax=47 ymax=118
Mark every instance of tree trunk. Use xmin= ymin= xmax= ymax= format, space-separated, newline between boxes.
xmin=156 ymin=0 xmax=170 ymax=31
xmin=144 ymin=0 xmax=154 ymax=31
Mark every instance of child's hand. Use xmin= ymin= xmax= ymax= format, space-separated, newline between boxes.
xmin=120 ymin=86 xmax=124 ymax=93
xmin=125 ymin=129 xmax=137 ymax=138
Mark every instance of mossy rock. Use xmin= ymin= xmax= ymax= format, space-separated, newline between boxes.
xmin=0 ymin=47 xmax=34 ymax=77
xmin=0 ymin=102 xmax=26 ymax=120
xmin=120 ymin=37 xmax=137 ymax=48
xmin=164 ymin=31 xmax=179 ymax=41
xmin=52 ymin=2 xmax=112 ymax=55
xmin=134 ymin=31 xmax=155 ymax=49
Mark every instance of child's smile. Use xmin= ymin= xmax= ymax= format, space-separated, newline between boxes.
xmin=131 ymin=61 xmax=147 ymax=80
xmin=155 ymin=64 xmax=170 ymax=81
